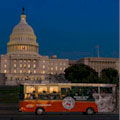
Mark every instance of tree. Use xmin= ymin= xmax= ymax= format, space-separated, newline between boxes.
xmin=100 ymin=68 xmax=119 ymax=85
xmin=47 ymin=74 xmax=69 ymax=83
xmin=64 ymin=64 xmax=99 ymax=83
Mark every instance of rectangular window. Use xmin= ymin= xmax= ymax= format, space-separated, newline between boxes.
xmin=43 ymin=65 xmax=45 ymax=69
xmin=4 ymin=70 xmax=7 ymax=73
xmin=14 ymin=64 xmax=17 ymax=68
xmin=4 ymin=64 xmax=7 ymax=68
xmin=51 ymin=72 xmax=53 ymax=74
xmin=43 ymin=60 xmax=45 ymax=63
xmin=49 ymin=86 xmax=59 ymax=93
xmin=51 ymin=67 xmax=53 ymax=70
xmin=24 ymin=64 xmax=26 ymax=68
xmin=20 ymin=70 xmax=22 ymax=73
xmin=33 ymin=60 xmax=36 ymax=63
xmin=71 ymin=86 xmax=98 ymax=101
xmin=34 ymin=70 xmax=36 ymax=73
xmin=14 ymin=60 xmax=16 ymax=62
xmin=28 ymin=64 xmax=30 ymax=68
xmin=33 ymin=64 xmax=36 ymax=68
xmin=55 ymin=66 xmax=58 ymax=70
xmin=14 ymin=70 xmax=17 ymax=73
xmin=42 ymin=71 xmax=45 ymax=74
xmin=20 ymin=64 xmax=22 ymax=68
xmin=38 ymin=86 xmax=48 ymax=93
xmin=28 ymin=70 xmax=31 ymax=74
xmin=61 ymin=88 xmax=70 ymax=96
xmin=60 ymin=68 xmax=62 ymax=70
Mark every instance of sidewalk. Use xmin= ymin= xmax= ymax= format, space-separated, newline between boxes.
xmin=0 ymin=103 xmax=18 ymax=107
xmin=0 ymin=103 xmax=18 ymax=115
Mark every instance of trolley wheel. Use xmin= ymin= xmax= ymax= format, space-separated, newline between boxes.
xmin=35 ymin=107 xmax=45 ymax=115
xmin=85 ymin=107 xmax=95 ymax=115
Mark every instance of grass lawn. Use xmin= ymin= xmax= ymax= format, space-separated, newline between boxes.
xmin=0 ymin=86 xmax=19 ymax=103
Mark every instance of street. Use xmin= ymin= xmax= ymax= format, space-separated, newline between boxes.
xmin=0 ymin=103 xmax=119 ymax=120
xmin=0 ymin=111 xmax=119 ymax=120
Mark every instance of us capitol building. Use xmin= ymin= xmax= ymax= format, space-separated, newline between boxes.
xmin=0 ymin=9 xmax=69 ymax=85
xmin=0 ymin=9 xmax=119 ymax=86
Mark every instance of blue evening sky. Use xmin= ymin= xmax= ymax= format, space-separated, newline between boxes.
xmin=0 ymin=0 xmax=118 ymax=60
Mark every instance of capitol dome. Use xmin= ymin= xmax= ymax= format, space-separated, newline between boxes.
xmin=7 ymin=9 xmax=39 ymax=55
xmin=12 ymin=20 xmax=34 ymax=34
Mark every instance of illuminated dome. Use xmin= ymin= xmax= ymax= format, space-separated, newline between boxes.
xmin=7 ymin=9 xmax=39 ymax=55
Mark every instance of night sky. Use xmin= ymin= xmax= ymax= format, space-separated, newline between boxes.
xmin=0 ymin=0 xmax=118 ymax=60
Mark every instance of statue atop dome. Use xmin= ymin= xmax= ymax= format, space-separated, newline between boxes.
xmin=22 ymin=7 xmax=25 ymax=15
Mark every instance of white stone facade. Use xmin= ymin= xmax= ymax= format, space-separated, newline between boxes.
xmin=77 ymin=57 xmax=119 ymax=74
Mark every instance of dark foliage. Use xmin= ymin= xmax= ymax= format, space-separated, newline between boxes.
xmin=64 ymin=64 xmax=99 ymax=83
xmin=100 ymin=68 xmax=119 ymax=85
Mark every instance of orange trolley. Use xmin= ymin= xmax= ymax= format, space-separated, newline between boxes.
xmin=19 ymin=83 xmax=116 ymax=115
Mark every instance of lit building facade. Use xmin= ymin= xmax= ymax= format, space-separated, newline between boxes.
xmin=77 ymin=57 xmax=119 ymax=75
xmin=0 ymin=10 xmax=69 ymax=85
